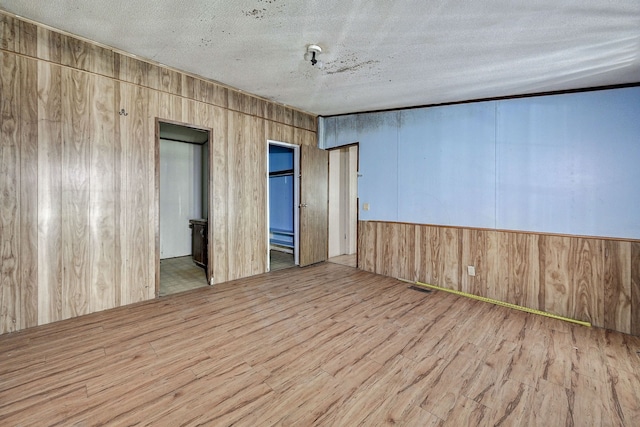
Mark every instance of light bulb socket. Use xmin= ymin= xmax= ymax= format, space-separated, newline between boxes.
xmin=305 ymin=44 xmax=323 ymax=66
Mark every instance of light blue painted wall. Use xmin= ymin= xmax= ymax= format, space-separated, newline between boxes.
xmin=398 ymin=102 xmax=496 ymax=227
xmin=320 ymin=87 xmax=640 ymax=239
xmin=269 ymin=176 xmax=294 ymax=232
xmin=269 ymin=145 xmax=294 ymax=233
xmin=269 ymin=145 xmax=294 ymax=172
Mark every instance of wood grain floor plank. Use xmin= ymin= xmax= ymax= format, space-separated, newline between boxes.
xmin=0 ymin=263 xmax=639 ymax=425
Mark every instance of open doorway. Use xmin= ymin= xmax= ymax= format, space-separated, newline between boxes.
xmin=267 ymin=141 xmax=300 ymax=271
xmin=156 ymin=121 xmax=211 ymax=296
xmin=328 ymin=144 xmax=359 ymax=268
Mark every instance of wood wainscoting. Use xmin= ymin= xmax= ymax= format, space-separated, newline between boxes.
xmin=358 ymin=221 xmax=640 ymax=336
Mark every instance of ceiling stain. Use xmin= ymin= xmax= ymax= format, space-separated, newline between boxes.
xmin=4 ymin=0 xmax=638 ymax=116
xmin=243 ymin=8 xmax=267 ymax=19
xmin=243 ymin=0 xmax=284 ymax=19
xmin=199 ymin=37 xmax=213 ymax=48
xmin=325 ymin=59 xmax=380 ymax=75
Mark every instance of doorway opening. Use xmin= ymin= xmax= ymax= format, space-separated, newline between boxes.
xmin=267 ymin=141 xmax=300 ymax=271
xmin=328 ymin=143 xmax=359 ymax=268
xmin=156 ymin=121 xmax=211 ymax=296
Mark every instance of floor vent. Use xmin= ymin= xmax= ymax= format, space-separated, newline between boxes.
xmin=408 ymin=285 xmax=432 ymax=294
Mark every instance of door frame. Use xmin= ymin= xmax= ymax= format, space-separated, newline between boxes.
xmin=155 ymin=118 xmax=213 ymax=297
xmin=266 ymin=140 xmax=300 ymax=270
xmin=327 ymin=142 xmax=360 ymax=266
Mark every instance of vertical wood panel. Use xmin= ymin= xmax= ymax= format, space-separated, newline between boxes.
xmin=483 ymin=231 xmax=501 ymax=302
xmin=542 ymin=235 xmax=572 ymax=318
xmin=603 ymin=241 xmax=631 ymax=334
xmin=119 ymin=83 xmax=151 ymax=304
xmin=0 ymin=14 xmax=37 ymax=56
xmin=460 ymin=229 xmax=478 ymax=295
xmin=89 ymin=75 xmax=116 ymax=313
xmin=357 ymin=220 xmax=376 ymax=273
xmin=266 ymin=121 xmax=295 ymax=143
xmin=181 ymin=98 xmax=198 ymax=126
xmin=36 ymin=27 xmax=62 ymax=63
xmin=146 ymin=90 xmax=159 ymax=301
xmin=267 ymin=103 xmax=285 ymax=124
xmin=18 ymin=55 xmax=39 ymax=329
xmin=157 ymin=92 xmax=183 ymax=123
xmin=283 ymin=107 xmax=294 ymax=126
xmin=255 ymin=98 xmax=267 ymax=119
xmin=399 ymin=223 xmax=415 ymax=281
xmin=413 ymin=225 xmax=428 ymax=283
xmin=60 ymin=34 xmax=114 ymax=78
xmin=112 ymin=82 xmax=123 ymax=308
xmin=491 ymin=231 xmax=510 ymax=303
xmin=145 ymin=63 xmax=162 ymax=93
xmin=226 ymin=111 xmax=244 ymax=279
xmin=239 ymin=111 xmax=253 ymax=277
xmin=378 ymin=222 xmax=400 ymax=278
xmin=211 ymin=106 xmax=228 ymax=283
xmin=0 ymin=52 xmax=20 ymax=333
xmin=160 ymin=67 xmax=182 ymax=96
xmin=116 ymin=54 xmax=150 ymax=87
xmin=248 ymin=115 xmax=266 ymax=276
xmin=631 ymin=243 xmax=640 ymax=336
xmin=571 ymin=237 xmax=603 ymax=325
xmin=181 ymin=74 xmax=196 ymax=100
xmin=61 ymin=68 xmax=91 ymax=319
xmin=508 ymin=232 xmax=540 ymax=309
xmin=213 ymin=83 xmax=228 ymax=109
xmin=37 ymin=61 xmax=63 ymax=325
xmin=374 ymin=222 xmax=387 ymax=276
xmin=440 ymin=227 xmax=461 ymax=290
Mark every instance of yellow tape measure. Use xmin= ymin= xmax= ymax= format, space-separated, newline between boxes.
xmin=398 ymin=277 xmax=591 ymax=328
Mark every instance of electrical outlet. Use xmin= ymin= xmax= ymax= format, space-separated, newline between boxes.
xmin=363 ymin=203 xmax=370 ymax=211
xmin=467 ymin=266 xmax=476 ymax=276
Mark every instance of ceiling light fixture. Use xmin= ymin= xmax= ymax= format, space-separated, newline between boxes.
xmin=304 ymin=44 xmax=323 ymax=68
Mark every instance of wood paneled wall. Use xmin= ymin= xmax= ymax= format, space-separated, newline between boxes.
xmin=0 ymin=12 xmax=317 ymax=334
xmin=358 ymin=221 xmax=640 ymax=336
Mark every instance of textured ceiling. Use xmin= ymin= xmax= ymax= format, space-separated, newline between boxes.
xmin=1 ymin=1 xmax=639 ymax=116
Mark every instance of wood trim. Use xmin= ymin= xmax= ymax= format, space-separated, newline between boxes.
xmin=357 ymin=220 xmax=640 ymax=244
xmin=323 ymin=82 xmax=640 ymax=118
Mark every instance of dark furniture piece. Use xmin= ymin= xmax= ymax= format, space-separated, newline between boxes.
xmin=189 ymin=219 xmax=208 ymax=270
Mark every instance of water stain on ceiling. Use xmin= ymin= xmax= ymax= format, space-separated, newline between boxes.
xmin=1 ymin=0 xmax=638 ymax=116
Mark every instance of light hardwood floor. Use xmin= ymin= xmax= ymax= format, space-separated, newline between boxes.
xmin=1 ymin=263 xmax=639 ymax=426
